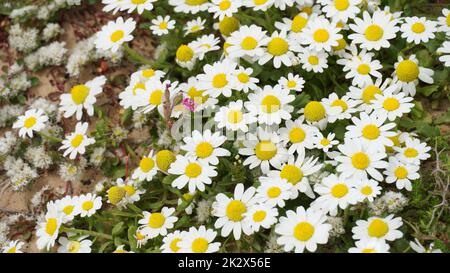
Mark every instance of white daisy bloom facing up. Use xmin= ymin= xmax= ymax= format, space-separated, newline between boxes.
xmin=138 ymin=207 xmax=178 ymax=238
xmin=226 ymin=24 xmax=268 ymax=59
xmin=321 ymin=0 xmax=361 ymax=23
xmin=197 ymin=59 xmax=237 ymax=98
xmin=437 ymin=8 xmax=450 ymax=34
xmin=169 ymin=0 xmax=211 ymax=14
xmin=13 ymin=108 xmax=48 ymax=138
xmin=256 ymin=177 xmax=293 ymax=208
xmin=340 ymin=49 xmax=383 ymax=87
xmin=347 ymin=78 xmax=396 ymax=113
xmin=132 ymin=150 xmax=158 ymax=182
xmin=179 ymin=76 xmax=218 ymax=112
xmin=348 ymin=239 xmax=390 ymax=253
xmin=298 ymin=16 xmax=342 ymax=52
xmin=76 ymin=193 xmax=102 ymax=217
xmin=258 ymin=31 xmax=296 ymax=68
xmin=214 ymin=100 xmax=257 ymax=132
xmin=2 ymin=240 xmax=24 ymax=253
xmin=372 ymin=89 xmax=414 ymax=121
xmin=150 ymin=15 xmax=175 ymax=36
xmin=400 ymin=17 xmax=437 ymax=44
xmin=279 ymin=117 xmax=319 ymax=154
xmin=190 ymin=34 xmax=221 ymax=60
xmin=57 ymin=236 xmax=92 ymax=253
xmin=355 ymin=179 xmax=381 ymax=202
xmin=59 ymin=76 xmax=107 ymax=120
xmin=121 ymin=0 xmax=157 ymax=14
xmin=275 ymin=206 xmax=332 ymax=253
xmin=59 ymin=122 xmax=95 ymax=160
xmin=102 ymin=0 xmax=126 ymax=14
xmin=392 ymin=55 xmax=434 ymax=96
xmin=300 ymin=100 xmax=340 ymax=130
xmin=180 ymin=130 xmax=230 ymax=165
xmin=298 ymin=48 xmax=329 ymax=73
xmin=278 ymin=73 xmax=305 ymax=92
xmin=95 ymin=16 xmax=136 ymax=53
xmin=161 ymin=230 xmax=185 ymax=253
xmin=209 ymin=0 xmax=241 ymax=20
xmin=384 ymin=156 xmax=420 ymax=191
xmin=393 ymin=137 xmax=431 ymax=165
xmin=184 ymin=17 xmax=206 ymax=35
xmin=437 ymin=41 xmax=450 ymax=67
xmin=55 ymin=195 xmax=79 ymax=223
xmin=274 ymin=13 xmax=309 ymax=40
xmin=244 ymin=0 xmax=274 ymax=11
xmin=168 ymin=155 xmax=218 ymax=192
xmin=212 ymin=183 xmax=257 ymax=240
xmin=321 ymin=93 xmax=359 ymax=123
xmin=232 ymin=66 xmax=259 ymax=93
xmin=313 ymin=132 xmax=339 ymax=152
xmin=179 ymin=226 xmax=221 ymax=253
xmin=244 ymin=203 xmax=279 ymax=232
xmin=352 ymin=215 xmax=403 ymax=242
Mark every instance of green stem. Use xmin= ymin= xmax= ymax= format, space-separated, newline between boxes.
xmin=37 ymin=131 xmax=63 ymax=143
xmin=60 ymin=226 xmax=113 ymax=240
xmin=123 ymin=44 xmax=153 ymax=66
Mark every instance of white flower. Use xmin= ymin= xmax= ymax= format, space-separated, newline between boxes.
xmin=372 ymin=89 xmax=414 ymax=121
xmin=150 ymin=15 xmax=175 ymax=36
xmin=36 ymin=203 xmax=63 ymax=250
xmin=437 ymin=41 xmax=450 ymax=67
xmin=298 ymin=48 xmax=329 ymax=73
xmin=168 ymin=155 xmax=217 ymax=192
xmin=184 ymin=17 xmax=205 ymax=35
xmin=180 ymin=130 xmax=230 ymax=165
xmin=59 ymin=122 xmax=96 ymax=160
xmin=410 ymin=238 xmax=443 ymax=253
xmin=278 ymin=73 xmax=305 ymax=92
xmin=352 ymin=215 xmax=403 ymax=242
xmin=76 ymin=193 xmax=102 ymax=217
xmin=13 ymin=108 xmax=48 ymax=138
xmin=348 ymin=239 xmax=390 ymax=253
xmin=57 ymin=236 xmax=92 ymax=253
xmin=298 ymin=16 xmax=342 ymax=52
xmin=400 ymin=17 xmax=437 ymax=44
xmin=232 ymin=66 xmax=259 ymax=93
xmin=214 ymin=100 xmax=257 ymax=132
xmin=132 ymin=151 xmax=158 ymax=182
xmin=121 ymin=0 xmax=156 ymax=14
xmin=169 ymin=0 xmax=211 ymax=14
xmin=179 ymin=226 xmax=221 ymax=253
xmin=138 ymin=207 xmax=178 ymax=238
xmin=321 ymin=93 xmax=359 ymax=122
xmin=258 ymin=31 xmax=296 ymax=68
xmin=394 ymin=137 xmax=431 ymax=165
xmin=55 ymin=196 xmax=79 ymax=223
xmin=95 ymin=17 xmax=136 ymax=53
xmin=339 ymin=47 xmax=382 ymax=87
xmin=244 ymin=203 xmax=278 ymax=232
xmin=384 ymin=156 xmax=420 ymax=191
xmin=161 ymin=230 xmax=185 ymax=253
xmin=313 ymin=132 xmax=339 ymax=152
xmin=355 ymin=179 xmax=381 ymax=202
xmin=197 ymin=59 xmax=237 ymax=98
xmin=392 ymin=55 xmax=434 ymax=96
xmin=226 ymin=24 xmax=268 ymax=59
xmin=256 ymin=177 xmax=293 ymax=207
xmin=2 ymin=240 xmax=24 ymax=253
xmin=437 ymin=8 xmax=450 ymax=34
xmin=275 ymin=206 xmax=331 ymax=253
xmin=209 ymin=0 xmax=241 ymax=20
xmin=321 ymin=0 xmax=361 ymax=23
xmin=279 ymin=117 xmax=318 ymax=154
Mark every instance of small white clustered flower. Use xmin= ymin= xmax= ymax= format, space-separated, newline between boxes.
xmin=0 ymin=131 xmax=17 ymax=158
xmin=8 ymin=24 xmax=39 ymax=53
xmin=0 ymin=105 xmax=24 ymax=127
xmin=42 ymin=23 xmax=63 ymax=42
xmin=3 ymin=156 xmax=38 ymax=191
xmin=24 ymin=41 xmax=68 ymax=70
xmin=24 ymin=146 xmax=53 ymax=170
xmin=369 ymin=191 xmax=409 ymax=215
xmin=58 ymin=157 xmax=87 ymax=182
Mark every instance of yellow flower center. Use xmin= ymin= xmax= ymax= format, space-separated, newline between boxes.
xmin=187 ymin=87 xmax=208 ymax=104
xmin=289 ymin=127 xmax=306 ymax=143
xmin=404 ymin=148 xmax=418 ymax=158
xmin=361 ymin=186 xmax=373 ymax=196
xmin=331 ymin=99 xmax=348 ymax=112
xmin=70 ymin=84 xmax=90 ymax=105
xmin=67 ymin=241 xmax=81 ymax=253
xmin=142 ymin=69 xmax=155 ymax=78
xmin=148 ymin=212 xmax=166 ymax=228
xmin=367 ymin=219 xmax=389 ymax=238
xmin=7 ymin=247 xmax=17 ymax=253
xmin=149 ymin=89 xmax=163 ymax=105
xmin=191 ymin=238 xmax=209 ymax=253
xmin=71 ymin=134 xmax=84 ymax=148
xmin=267 ymin=186 xmax=281 ymax=198
xmin=364 ymin=25 xmax=384 ymax=41
xmin=24 ymin=117 xmax=37 ymax=128
xmin=185 ymin=162 xmax=202 ymax=178
xmin=82 ymin=201 xmax=94 ymax=211
xmin=45 ymin=218 xmax=58 ymax=236
xmin=237 ymin=72 xmax=250 ymax=83
xmin=301 ymin=6 xmax=312 ymax=15
xmin=176 ymin=45 xmax=194 ymax=62
xmin=280 ymin=164 xmax=303 ymax=185
xmin=396 ymin=60 xmax=419 ymax=82
xmin=351 ymin=152 xmax=370 ymax=170
xmin=333 ymin=38 xmax=347 ymax=51
xmin=185 ymin=0 xmax=207 ymax=5
xmin=63 ymin=205 xmax=74 ymax=215
xmin=136 ymin=232 xmax=146 ymax=241
xmin=110 ymin=30 xmax=124 ymax=42
xmin=212 ymin=73 xmax=228 ymax=88
xmin=139 ymin=157 xmax=155 ymax=172
xmin=108 ymin=186 xmax=126 ymax=205
xmin=291 ymin=15 xmax=308 ymax=32
xmin=320 ymin=138 xmax=330 ymax=146
xmin=123 ymin=185 xmax=136 ymax=196
xmin=255 ymin=140 xmax=277 ymax=161
xmin=362 ymin=85 xmax=382 ymax=104
xmin=253 ymin=210 xmax=267 ymax=222
xmin=331 ymin=183 xmax=349 ymax=198
xmin=218 ymin=16 xmax=239 ymax=36
xmin=304 ymin=101 xmax=326 ymax=122
xmin=159 ymin=22 xmax=168 ymax=30
xmin=227 ymin=110 xmax=243 ymax=124
xmin=156 ymin=150 xmax=176 ymax=172
xmin=308 ymin=55 xmax=319 ymax=65
xmin=293 ymin=222 xmax=315 ymax=241
xmin=357 ymin=64 xmax=371 ymax=75
xmin=362 ymin=248 xmax=376 ymax=253
xmin=411 ymin=22 xmax=425 ymax=33
xmin=267 ymin=37 xmax=289 ymax=56
xmin=196 ymin=142 xmax=213 ymax=158
xmin=219 ymin=0 xmax=231 ymax=10
xmin=170 ymin=238 xmax=181 ymax=252
xmin=447 ymin=13 xmax=450 ymax=26
xmin=254 ymin=0 xmax=268 ymax=5
xmin=394 ymin=166 xmax=408 ymax=179
xmin=132 ymin=82 xmax=146 ymax=96
xmin=334 ymin=0 xmax=349 ymax=11
xmin=313 ymin=29 xmax=330 ymax=43
xmin=362 ymin=124 xmax=380 ymax=140
xmin=383 ymin=97 xmax=400 ymax=111
xmin=287 ymin=80 xmax=297 ymax=88
xmin=132 ymin=0 xmax=147 ymax=4
xmin=226 ymin=200 xmax=246 ymax=221
xmin=190 ymin=25 xmax=201 ymax=32
xmin=261 ymin=95 xmax=281 ymax=113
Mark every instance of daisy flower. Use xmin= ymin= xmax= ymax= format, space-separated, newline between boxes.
xmin=226 ymin=25 xmax=268 ymax=59
xmin=179 ymin=77 xmax=218 ymax=112
xmin=135 ymin=229 xmax=149 ymax=248
xmin=410 ymin=238 xmax=443 ymax=253
xmin=184 ymin=17 xmax=205 ymax=35
xmin=136 ymin=79 xmax=174 ymax=114
xmin=300 ymin=100 xmax=340 ymax=129
xmin=384 ymin=156 xmax=420 ymax=191
xmin=348 ymin=11 xmax=399 ymax=51
xmin=245 ymin=85 xmax=295 ymax=125
xmin=138 ymin=207 xmax=178 ymax=238
xmin=132 ymin=151 xmax=158 ymax=181
xmin=244 ymin=0 xmax=274 ymax=11
xmin=274 ymin=13 xmax=309 ymax=40
xmin=179 ymin=226 xmax=221 ymax=253
xmin=57 ymin=236 xmax=92 ymax=253
xmin=122 ymin=0 xmax=156 ymax=14
xmin=36 ymin=203 xmax=63 ymax=250
xmin=258 ymin=31 xmax=296 ymax=68
xmin=372 ymin=89 xmax=414 ymax=121
xmin=197 ymin=59 xmax=237 ymax=97
xmin=115 ymin=178 xmax=144 ymax=204
xmin=279 ymin=117 xmax=318 ymax=154
xmin=437 ymin=41 xmax=450 ymax=67
xmin=321 ymin=93 xmax=359 ymax=122
xmin=209 ymin=0 xmax=241 ymax=20
xmin=212 ymin=183 xmax=257 ymax=240
xmin=313 ymin=132 xmax=339 ymax=152
xmin=119 ymin=77 xmax=150 ymax=110
xmin=150 ymin=15 xmax=175 ymax=36
xmin=244 ymin=203 xmax=278 ymax=232
xmin=59 ymin=76 xmax=107 ymax=120
xmin=181 ymin=130 xmax=230 ymax=165
xmin=278 ymin=73 xmax=305 ymax=92
xmin=298 ymin=49 xmax=329 ymax=73
xmin=55 ymin=196 xmax=79 ymax=223
xmin=348 ymin=239 xmax=390 ymax=253
xmin=131 ymin=67 xmax=165 ymax=83
xmin=190 ymin=34 xmax=221 ymax=60
xmin=321 ymin=0 xmax=361 ymax=23
xmin=335 ymin=138 xmax=388 ymax=181
xmin=102 ymin=0 xmax=126 ymax=14
xmin=13 ymin=108 xmax=48 ymax=138
xmin=340 ymin=48 xmax=382 ymax=87
xmin=169 ymin=0 xmax=211 ymax=14
xmin=355 ymin=179 xmax=381 ymax=202
xmin=298 ymin=16 xmax=342 ymax=52
xmin=175 ymin=44 xmax=197 ymax=70
xmin=76 ymin=193 xmax=102 ymax=217
xmin=400 ymin=17 xmax=437 ymax=44
xmin=392 ymin=55 xmax=434 ymax=96
xmin=161 ymin=230 xmax=185 ymax=253
xmin=59 ymin=122 xmax=95 ymax=160
xmin=95 ymin=17 xmax=136 ymax=53
xmin=273 ymin=0 xmax=294 ymax=10
xmin=214 ymin=100 xmax=257 ymax=132
xmin=352 ymin=215 xmax=403 ymax=242
xmin=345 ymin=112 xmax=396 ymax=148
xmin=348 ymin=78 xmax=397 ymax=113
xmin=394 ymin=137 xmax=431 ymax=165
xmin=1 ymin=240 xmax=24 ymax=253
xmin=275 ymin=206 xmax=331 ymax=253
xmin=268 ymin=151 xmax=323 ymax=199
xmin=238 ymin=128 xmax=289 ymax=173
xmin=311 ymin=173 xmax=360 ymax=216
xmin=168 ymin=155 xmax=218 ymax=192
xmin=232 ymin=66 xmax=259 ymax=93
xmin=256 ymin=177 xmax=293 ymax=207
xmin=437 ymin=8 xmax=450 ymax=34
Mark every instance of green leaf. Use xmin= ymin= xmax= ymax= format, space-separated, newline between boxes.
xmin=112 ymin=222 xmax=125 ymax=236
